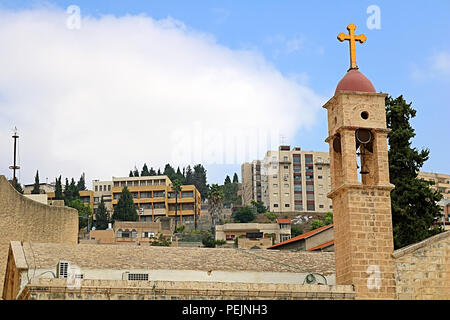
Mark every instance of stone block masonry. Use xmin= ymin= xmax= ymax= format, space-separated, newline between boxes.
xmin=0 ymin=175 xmax=78 ymax=298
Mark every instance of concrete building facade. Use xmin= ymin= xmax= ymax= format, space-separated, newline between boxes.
xmin=241 ymin=146 xmax=332 ymax=213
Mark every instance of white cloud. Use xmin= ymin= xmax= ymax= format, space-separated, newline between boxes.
xmin=411 ymin=51 xmax=450 ymax=81
xmin=0 ymin=8 xmax=324 ymax=186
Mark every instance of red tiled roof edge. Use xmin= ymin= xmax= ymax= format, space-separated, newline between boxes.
xmin=307 ymin=240 xmax=334 ymax=252
xmin=267 ymin=224 xmax=334 ymax=249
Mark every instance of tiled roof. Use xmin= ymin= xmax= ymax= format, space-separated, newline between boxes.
xmin=276 ymin=219 xmax=292 ymax=223
xmin=18 ymin=242 xmax=335 ymax=275
xmin=268 ymin=224 xmax=334 ymax=249
xmin=307 ymin=240 xmax=334 ymax=252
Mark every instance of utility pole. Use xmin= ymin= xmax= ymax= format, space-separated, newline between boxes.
xmin=9 ymin=127 xmax=20 ymax=187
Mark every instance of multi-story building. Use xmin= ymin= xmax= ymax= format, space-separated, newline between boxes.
xmin=23 ymin=183 xmax=56 ymax=195
xmin=110 ymin=175 xmax=201 ymax=223
xmin=241 ymin=146 xmax=332 ymax=213
xmin=418 ymin=171 xmax=450 ymax=224
xmin=92 ymin=180 xmax=113 ymax=217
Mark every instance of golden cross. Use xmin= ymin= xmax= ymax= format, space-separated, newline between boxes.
xmin=337 ymin=23 xmax=367 ymax=70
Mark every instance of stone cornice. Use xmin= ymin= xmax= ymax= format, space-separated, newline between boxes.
xmin=327 ymin=182 xmax=395 ymax=199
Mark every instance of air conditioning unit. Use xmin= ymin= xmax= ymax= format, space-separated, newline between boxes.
xmin=57 ymin=261 xmax=70 ymax=278
xmin=122 ymin=272 xmax=150 ymax=281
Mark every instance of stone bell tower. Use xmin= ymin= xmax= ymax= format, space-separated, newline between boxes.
xmin=323 ymin=24 xmax=395 ymax=299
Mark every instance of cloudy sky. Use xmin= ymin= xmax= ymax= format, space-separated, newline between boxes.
xmin=0 ymin=1 xmax=449 ymax=187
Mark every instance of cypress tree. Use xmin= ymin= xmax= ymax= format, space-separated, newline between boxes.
xmin=95 ymin=197 xmax=110 ymax=230
xmin=386 ymin=95 xmax=443 ymax=249
xmin=141 ymin=163 xmax=150 ymax=176
xmin=233 ymin=173 xmax=239 ymax=184
xmin=224 ymin=175 xmax=232 ymax=185
xmin=149 ymin=167 xmax=157 ymax=176
xmin=77 ymin=173 xmax=86 ymax=191
xmin=31 ymin=170 xmax=41 ymax=194
xmin=55 ymin=176 xmax=64 ymax=200
xmin=112 ymin=186 xmax=138 ymax=222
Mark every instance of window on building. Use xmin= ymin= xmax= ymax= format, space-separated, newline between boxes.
xmin=318 ymin=176 xmax=323 ymax=179
xmin=319 ymin=205 xmax=324 ymax=209
xmin=99 ymin=186 xmax=103 ymax=192
xmin=305 ymin=155 xmax=313 ymax=164
xmin=280 ymin=234 xmax=291 ymax=242
xmin=306 ymin=185 xmax=314 ymax=192
xmin=306 ymin=174 xmax=314 ymax=181
xmin=273 ymin=193 xmax=278 ymax=197
xmin=273 ymin=174 xmax=278 ymax=179
xmin=293 ymin=155 xmax=301 ymax=163
xmin=285 ymin=203 xmax=290 ymax=208
xmin=182 ymin=191 xmax=194 ymax=198
xmin=294 ymin=193 xmax=302 ymax=201
xmin=108 ymin=185 xmax=111 ymax=191
xmin=131 ymin=230 xmax=137 ymax=238
xmin=284 ymin=165 xmax=289 ymax=169
xmin=274 ymin=204 xmax=279 ymax=208
xmin=318 ymin=167 xmax=323 ymax=170
xmin=284 ymin=156 xmax=289 ymax=162
xmin=182 ymin=203 xmax=194 ymax=211
xmin=273 ymin=184 xmax=278 ymax=188
xmin=294 ymin=185 xmax=302 ymax=192
xmin=307 ymin=204 xmax=315 ymax=211
xmin=284 ymin=193 xmax=290 ymax=197
xmin=95 ymin=186 xmax=98 ymax=192
xmin=284 ymin=184 xmax=289 ymax=188
xmin=294 ymin=175 xmax=301 ymax=182
xmin=295 ymin=204 xmax=303 ymax=211
xmin=154 ymin=202 xmax=165 ymax=209
xmin=307 ymin=193 xmax=315 ymax=200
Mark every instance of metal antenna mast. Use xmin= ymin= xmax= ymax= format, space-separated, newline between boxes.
xmin=9 ymin=127 xmax=20 ymax=187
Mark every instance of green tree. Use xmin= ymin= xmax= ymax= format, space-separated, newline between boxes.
xmin=325 ymin=212 xmax=333 ymax=225
xmin=149 ymin=167 xmax=157 ymax=176
xmin=77 ymin=173 xmax=86 ymax=191
xmin=54 ymin=176 xmax=64 ymax=200
xmin=133 ymin=167 xmax=139 ymax=177
xmin=175 ymin=167 xmax=186 ymax=184
xmin=31 ymin=170 xmax=40 ymax=194
xmin=95 ymin=197 xmax=110 ymax=230
xmin=386 ymin=95 xmax=443 ymax=249
xmin=232 ymin=206 xmax=255 ymax=223
xmin=141 ymin=163 xmax=150 ymax=176
xmin=171 ymin=179 xmax=183 ymax=232
xmin=11 ymin=178 xmax=24 ymax=194
xmin=69 ymin=199 xmax=92 ymax=231
xmin=233 ymin=173 xmax=239 ymax=184
xmin=112 ymin=186 xmax=138 ymax=222
xmin=192 ymin=164 xmax=209 ymax=200
xmin=208 ymin=184 xmax=224 ymax=234
xmin=64 ymin=178 xmax=79 ymax=205
xmin=310 ymin=219 xmax=325 ymax=231
xmin=224 ymin=175 xmax=231 ymax=185
xmin=157 ymin=168 xmax=162 ymax=175
xmin=129 ymin=170 xmax=133 ymax=177
xmin=163 ymin=164 xmax=176 ymax=181
xmin=291 ymin=224 xmax=304 ymax=237
xmin=185 ymin=165 xmax=193 ymax=185
xmin=251 ymin=200 xmax=267 ymax=214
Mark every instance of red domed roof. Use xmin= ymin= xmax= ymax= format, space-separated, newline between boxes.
xmin=335 ymin=69 xmax=376 ymax=94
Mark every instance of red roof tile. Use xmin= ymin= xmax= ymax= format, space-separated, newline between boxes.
xmin=267 ymin=224 xmax=334 ymax=249
xmin=307 ymin=240 xmax=334 ymax=252
xmin=276 ymin=219 xmax=291 ymax=223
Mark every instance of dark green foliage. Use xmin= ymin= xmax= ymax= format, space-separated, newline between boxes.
xmin=95 ymin=197 xmax=110 ymax=230
xmin=185 ymin=165 xmax=193 ymax=185
xmin=54 ymin=176 xmax=64 ymax=200
xmin=150 ymin=234 xmax=171 ymax=246
xmin=129 ymin=170 xmax=133 ymax=177
xmin=149 ymin=167 xmax=157 ymax=176
xmin=11 ymin=178 xmax=24 ymax=194
xmin=310 ymin=219 xmax=325 ymax=231
xmin=192 ymin=164 xmax=209 ymax=200
xmin=201 ymin=231 xmax=222 ymax=248
xmin=64 ymin=178 xmax=79 ymax=205
xmin=222 ymin=181 xmax=240 ymax=206
xmin=386 ymin=95 xmax=443 ymax=249
xmin=163 ymin=164 xmax=176 ymax=180
xmin=232 ymin=205 xmax=255 ymax=223
xmin=232 ymin=173 xmax=239 ymax=184
xmin=112 ymin=186 xmax=138 ymax=222
xmin=133 ymin=167 xmax=139 ymax=177
xmin=224 ymin=175 xmax=231 ymax=185
xmin=77 ymin=173 xmax=86 ymax=191
xmin=325 ymin=212 xmax=333 ymax=225
xmin=157 ymin=168 xmax=162 ymax=175
xmin=141 ymin=163 xmax=150 ymax=176
xmin=251 ymin=200 xmax=267 ymax=214
xmin=31 ymin=170 xmax=40 ymax=194
xmin=291 ymin=224 xmax=304 ymax=237
xmin=264 ymin=212 xmax=277 ymax=222
xmin=69 ymin=199 xmax=92 ymax=231
xmin=171 ymin=179 xmax=183 ymax=232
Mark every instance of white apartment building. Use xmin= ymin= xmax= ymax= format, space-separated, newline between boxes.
xmin=242 ymin=146 xmax=332 ymax=213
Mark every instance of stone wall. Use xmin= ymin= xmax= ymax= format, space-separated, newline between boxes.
xmin=0 ymin=175 xmax=78 ymax=298
xmin=18 ymin=278 xmax=355 ymax=300
xmin=393 ymin=231 xmax=449 ymax=300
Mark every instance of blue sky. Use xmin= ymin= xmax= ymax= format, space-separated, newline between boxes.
xmin=0 ymin=1 xmax=449 ymax=185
